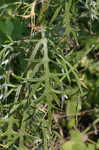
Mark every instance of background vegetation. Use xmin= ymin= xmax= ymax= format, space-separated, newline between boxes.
xmin=0 ymin=0 xmax=99 ymax=149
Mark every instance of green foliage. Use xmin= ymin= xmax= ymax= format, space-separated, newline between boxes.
xmin=61 ymin=130 xmax=95 ymax=150
xmin=0 ymin=0 xmax=99 ymax=149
